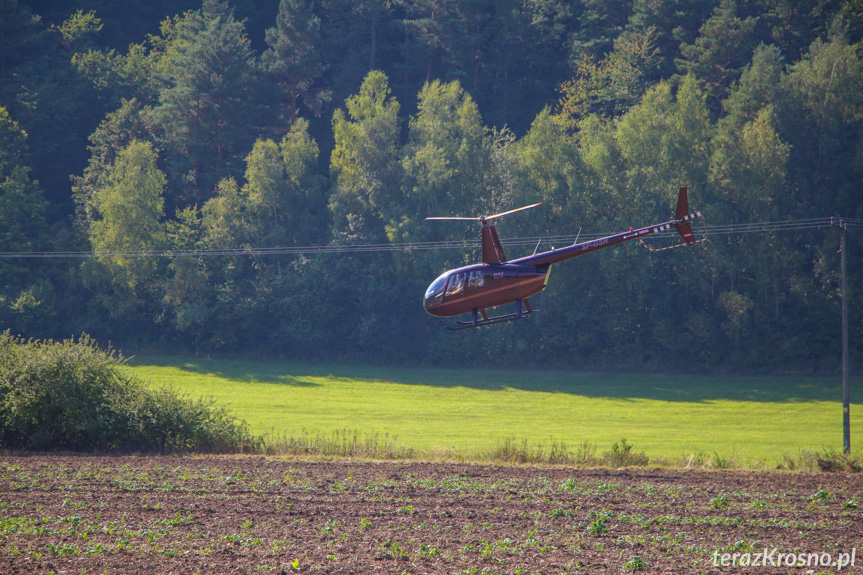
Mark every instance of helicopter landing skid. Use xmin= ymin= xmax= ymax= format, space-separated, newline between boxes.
xmin=447 ymin=299 xmax=537 ymax=331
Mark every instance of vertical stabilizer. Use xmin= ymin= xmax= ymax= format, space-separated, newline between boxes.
xmin=673 ymin=186 xmax=698 ymax=244
xmin=675 ymin=187 xmax=689 ymax=220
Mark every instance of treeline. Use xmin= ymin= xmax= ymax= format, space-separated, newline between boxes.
xmin=0 ymin=0 xmax=861 ymax=371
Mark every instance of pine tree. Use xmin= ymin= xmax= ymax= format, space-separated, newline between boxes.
xmin=261 ymin=0 xmax=330 ymax=125
xmin=153 ymin=0 xmax=260 ymax=202
xmin=676 ymin=0 xmax=759 ymax=108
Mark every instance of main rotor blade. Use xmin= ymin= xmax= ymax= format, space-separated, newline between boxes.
xmin=425 ymin=202 xmax=542 ymax=222
xmin=484 ymin=202 xmax=542 ymax=221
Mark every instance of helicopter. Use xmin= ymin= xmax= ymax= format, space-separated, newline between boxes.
xmin=423 ymin=187 xmax=703 ymax=329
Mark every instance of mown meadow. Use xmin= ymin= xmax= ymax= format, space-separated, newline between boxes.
xmin=128 ymin=356 xmax=861 ymax=467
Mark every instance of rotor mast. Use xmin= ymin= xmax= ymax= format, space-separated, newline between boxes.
xmin=426 ymin=203 xmax=542 ymax=266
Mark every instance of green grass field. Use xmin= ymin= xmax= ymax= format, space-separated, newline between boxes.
xmin=128 ymin=356 xmax=860 ymax=465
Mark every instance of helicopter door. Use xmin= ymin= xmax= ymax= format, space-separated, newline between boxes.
xmin=444 ymin=272 xmax=467 ymax=301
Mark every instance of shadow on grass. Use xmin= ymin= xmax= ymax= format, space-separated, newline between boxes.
xmin=128 ymin=356 xmax=321 ymax=387
xmin=128 ymin=355 xmax=853 ymax=403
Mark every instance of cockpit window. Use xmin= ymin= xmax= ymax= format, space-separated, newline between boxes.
xmin=425 ymin=273 xmax=448 ymax=300
xmin=468 ymin=270 xmax=484 ymax=288
xmin=445 ymin=272 xmax=466 ymax=296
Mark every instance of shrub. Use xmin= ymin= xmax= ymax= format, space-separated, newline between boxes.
xmin=604 ymin=438 xmax=649 ymax=467
xmin=0 ymin=332 xmax=261 ymax=453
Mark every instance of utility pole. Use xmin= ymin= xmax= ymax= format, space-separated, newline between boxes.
xmin=838 ymin=220 xmax=850 ymax=454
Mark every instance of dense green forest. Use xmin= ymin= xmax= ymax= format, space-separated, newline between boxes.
xmin=1 ymin=0 xmax=861 ymax=371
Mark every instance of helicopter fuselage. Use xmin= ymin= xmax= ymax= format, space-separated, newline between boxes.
xmin=423 ymin=262 xmax=549 ymax=318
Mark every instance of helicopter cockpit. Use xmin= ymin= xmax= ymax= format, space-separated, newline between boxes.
xmin=424 ymin=269 xmax=488 ymax=313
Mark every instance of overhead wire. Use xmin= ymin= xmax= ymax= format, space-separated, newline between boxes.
xmin=0 ymin=216 xmax=859 ymax=259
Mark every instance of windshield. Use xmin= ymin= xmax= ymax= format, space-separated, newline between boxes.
xmin=425 ymin=273 xmax=448 ymax=300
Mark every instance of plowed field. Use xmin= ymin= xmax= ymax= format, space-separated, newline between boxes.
xmin=1 ymin=456 xmax=861 ymax=574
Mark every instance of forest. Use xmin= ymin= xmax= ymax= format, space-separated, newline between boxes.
xmin=0 ymin=0 xmax=861 ymax=371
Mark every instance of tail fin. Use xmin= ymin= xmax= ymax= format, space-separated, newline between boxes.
xmin=675 ymin=186 xmax=690 ymax=221
xmin=673 ymin=186 xmax=700 ymax=244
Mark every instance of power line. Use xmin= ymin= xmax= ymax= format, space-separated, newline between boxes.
xmin=0 ymin=217 xmax=859 ymax=259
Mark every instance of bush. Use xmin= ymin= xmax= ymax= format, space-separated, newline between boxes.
xmin=604 ymin=438 xmax=649 ymax=467
xmin=0 ymin=332 xmax=261 ymax=453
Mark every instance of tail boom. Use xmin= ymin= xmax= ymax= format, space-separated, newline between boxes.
xmin=513 ymin=187 xmax=703 ymax=266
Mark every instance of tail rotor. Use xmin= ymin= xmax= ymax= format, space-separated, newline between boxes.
xmin=639 ymin=187 xmax=706 ymax=252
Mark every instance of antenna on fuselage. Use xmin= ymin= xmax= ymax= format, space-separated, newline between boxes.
xmin=572 ymin=227 xmax=582 ymax=246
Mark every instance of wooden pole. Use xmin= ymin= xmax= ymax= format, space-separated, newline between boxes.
xmin=840 ymin=222 xmax=850 ymax=454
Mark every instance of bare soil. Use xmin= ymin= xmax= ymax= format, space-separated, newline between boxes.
xmin=1 ymin=455 xmax=861 ymax=574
